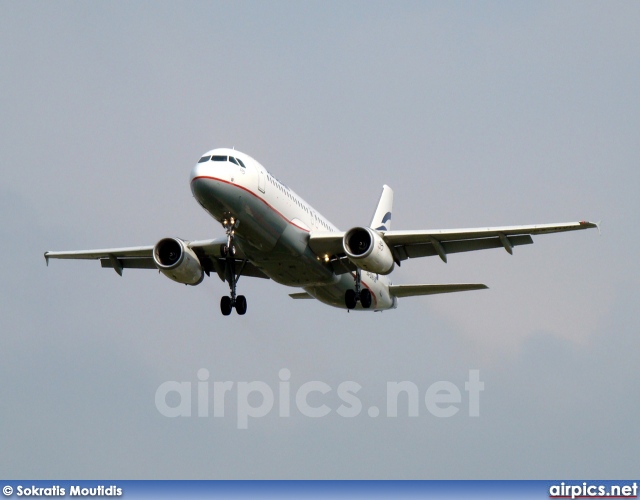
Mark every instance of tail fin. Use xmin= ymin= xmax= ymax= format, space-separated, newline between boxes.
xmin=370 ymin=185 xmax=394 ymax=231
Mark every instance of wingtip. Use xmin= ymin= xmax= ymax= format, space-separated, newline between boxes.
xmin=579 ymin=220 xmax=597 ymax=228
xmin=44 ymin=252 xmax=49 ymax=266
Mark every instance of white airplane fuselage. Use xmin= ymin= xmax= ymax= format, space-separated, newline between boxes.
xmin=44 ymin=147 xmax=597 ymax=316
xmin=190 ymin=148 xmax=396 ymax=311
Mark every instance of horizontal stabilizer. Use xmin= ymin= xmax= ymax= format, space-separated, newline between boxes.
xmin=389 ymin=283 xmax=488 ymax=298
xmin=289 ymin=292 xmax=314 ymax=299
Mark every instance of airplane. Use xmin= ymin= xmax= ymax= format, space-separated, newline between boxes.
xmin=45 ymin=148 xmax=598 ymax=315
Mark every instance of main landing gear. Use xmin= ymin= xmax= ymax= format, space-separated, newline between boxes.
xmin=219 ymin=217 xmax=247 ymax=316
xmin=345 ymin=268 xmax=372 ymax=310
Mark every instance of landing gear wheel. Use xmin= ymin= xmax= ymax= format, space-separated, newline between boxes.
xmin=220 ymin=244 xmax=236 ymax=257
xmin=360 ymin=289 xmax=372 ymax=309
xmin=220 ymin=216 xmax=247 ymax=316
xmin=235 ymin=295 xmax=247 ymax=315
xmin=345 ymin=289 xmax=357 ymax=310
xmin=220 ymin=296 xmax=232 ymax=316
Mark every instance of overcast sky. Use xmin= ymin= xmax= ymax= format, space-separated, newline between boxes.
xmin=1 ymin=1 xmax=639 ymax=479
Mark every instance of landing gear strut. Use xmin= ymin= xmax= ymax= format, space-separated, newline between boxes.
xmin=345 ymin=268 xmax=372 ymax=310
xmin=219 ymin=217 xmax=247 ymax=316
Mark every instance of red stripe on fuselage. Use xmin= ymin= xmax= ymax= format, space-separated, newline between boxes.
xmin=191 ymin=175 xmax=311 ymax=233
xmin=193 ymin=175 xmax=374 ymax=309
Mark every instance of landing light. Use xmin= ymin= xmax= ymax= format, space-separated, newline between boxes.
xmin=324 ymin=255 xmax=330 ymax=263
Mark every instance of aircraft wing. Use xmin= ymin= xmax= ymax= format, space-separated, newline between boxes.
xmin=44 ymin=238 xmax=269 ymax=279
xmin=309 ymin=221 xmax=597 ymax=267
xmin=44 ymin=245 xmax=154 ymax=261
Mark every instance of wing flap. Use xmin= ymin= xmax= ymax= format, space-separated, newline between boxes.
xmin=289 ymin=292 xmax=314 ymax=299
xmin=100 ymin=258 xmax=157 ymax=270
xmin=401 ymin=234 xmax=533 ymax=259
xmin=389 ymin=283 xmax=488 ymax=298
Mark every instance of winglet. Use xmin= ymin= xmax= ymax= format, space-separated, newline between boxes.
xmin=44 ymin=252 xmax=49 ymax=266
xmin=577 ymin=219 xmax=601 ymax=235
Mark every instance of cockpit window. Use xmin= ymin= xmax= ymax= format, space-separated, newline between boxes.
xmin=229 ymin=156 xmax=239 ymax=166
xmin=236 ymin=158 xmax=246 ymax=168
xmin=211 ymin=155 xmax=227 ymax=161
xmin=198 ymin=155 xmax=211 ymax=163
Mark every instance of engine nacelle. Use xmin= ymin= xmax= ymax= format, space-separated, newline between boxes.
xmin=343 ymin=226 xmax=395 ymax=275
xmin=153 ymin=237 xmax=204 ymax=286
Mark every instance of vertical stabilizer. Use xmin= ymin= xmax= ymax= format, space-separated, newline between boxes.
xmin=370 ymin=185 xmax=394 ymax=231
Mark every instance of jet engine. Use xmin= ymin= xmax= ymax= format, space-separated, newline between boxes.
xmin=153 ymin=237 xmax=204 ymax=285
xmin=343 ymin=227 xmax=395 ymax=275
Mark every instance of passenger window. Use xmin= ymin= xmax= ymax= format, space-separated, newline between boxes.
xmin=212 ymin=155 xmax=227 ymax=161
xmin=198 ymin=155 xmax=211 ymax=163
xmin=237 ymin=158 xmax=246 ymax=168
xmin=229 ymin=156 xmax=239 ymax=165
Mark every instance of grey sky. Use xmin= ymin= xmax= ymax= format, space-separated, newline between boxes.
xmin=1 ymin=1 xmax=638 ymax=478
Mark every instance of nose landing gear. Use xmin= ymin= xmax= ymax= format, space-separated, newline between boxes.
xmin=219 ymin=216 xmax=247 ymax=316
xmin=345 ymin=268 xmax=372 ymax=310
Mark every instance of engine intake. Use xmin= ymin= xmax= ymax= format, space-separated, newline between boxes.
xmin=343 ymin=227 xmax=394 ymax=275
xmin=153 ymin=237 xmax=204 ymax=285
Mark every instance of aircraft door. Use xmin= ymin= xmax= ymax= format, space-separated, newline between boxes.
xmin=258 ymin=168 xmax=266 ymax=193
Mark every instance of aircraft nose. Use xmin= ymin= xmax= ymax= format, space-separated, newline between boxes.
xmin=190 ymin=162 xmax=209 ymax=197
xmin=190 ymin=162 xmax=203 ymax=182
xmin=191 ymin=160 xmax=214 ymax=185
